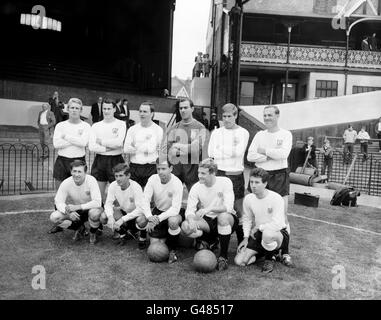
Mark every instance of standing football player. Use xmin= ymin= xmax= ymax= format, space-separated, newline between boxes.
xmin=88 ymin=98 xmax=126 ymax=204
xmin=208 ymin=103 xmax=249 ymax=246
xmin=124 ymin=101 xmax=163 ymax=188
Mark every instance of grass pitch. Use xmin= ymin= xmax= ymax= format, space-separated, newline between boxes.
xmin=0 ymin=195 xmax=380 ymax=300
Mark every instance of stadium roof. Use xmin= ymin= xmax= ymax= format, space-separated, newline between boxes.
xmin=239 ymin=90 xmax=381 ymax=131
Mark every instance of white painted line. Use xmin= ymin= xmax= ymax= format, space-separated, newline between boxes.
xmin=0 ymin=209 xmax=52 ymax=216
xmin=1 ymin=209 xmax=380 ymax=237
xmin=288 ymin=213 xmax=381 ymax=236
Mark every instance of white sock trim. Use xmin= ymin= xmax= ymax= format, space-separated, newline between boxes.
xmin=136 ymin=224 xmax=145 ymax=230
xmin=218 ymin=224 xmax=232 ymax=235
xmin=188 ymin=229 xmax=203 ymax=238
xmin=261 ymin=240 xmax=278 ymax=251
xmin=168 ymin=227 xmax=181 ymax=236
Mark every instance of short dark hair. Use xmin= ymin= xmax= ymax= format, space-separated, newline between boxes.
xmin=179 ymin=98 xmax=194 ymax=108
xmin=156 ymin=155 xmax=173 ymax=167
xmin=264 ymin=105 xmax=280 ymax=115
xmin=70 ymin=160 xmax=87 ymax=172
xmin=140 ymin=101 xmax=155 ymax=113
xmin=112 ymin=163 xmax=130 ymax=176
xmin=249 ymin=168 xmax=269 ymax=184
xmin=103 ymin=98 xmax=115 ymax=105
xmin=199 ymin=158 xmax=218 ymax=174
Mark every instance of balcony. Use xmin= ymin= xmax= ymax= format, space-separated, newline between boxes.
xmin=241 ymin=42 xmax=381 ymax=70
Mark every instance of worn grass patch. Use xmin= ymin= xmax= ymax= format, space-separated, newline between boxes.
xmin=0 ymin=198 xmax=380 ymax=300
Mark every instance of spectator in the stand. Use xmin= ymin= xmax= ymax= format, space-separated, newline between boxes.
xmin=321 ymin=139 xmax=333 ymax=181
xmin=343 ymin=124 xmax=357 ymax=164
xmin=202 ymin=54 xmax=211 ymax=77
xmin=361 ymin=36 xmax=371 ymax=51
xmin=370 ymin=33 xmax=378 ymax=51
xmin=357 ymin=126 xmax=371 ymax=161
xmin=91 ymin=97 xmax=103 ymax=123
xmin=375 ymin=117 xmax=381 ymax=152
xmin=209 ymin=113 xmax=220 ymax=131
xmin=174 ymin=100 xmax=182 ymax=123
xmin=114 ymin=99 xmax=123 ymax=119
xmin=37 ymin=103 xmax=56 ymax=159
xmin=194 ymin=52 xmax=203 ymax=77
xmin=49 ymin=91 xmax=65 ymax=125
xmin=202 ymin=112 xmax=209 ymax=129
xmin=120 ymin=99 xmax=131 ymax=128
xmin=304 ymin=136 xmax=317 ymax=171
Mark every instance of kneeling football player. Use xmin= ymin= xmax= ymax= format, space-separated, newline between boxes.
xmin=49 ymin=160 xmax=103 ymax=244
xmin=143 ymin=157 xmax=184 ymax=263
xmin=100 ymin=163 xmax=148 ymax=248
xmin=181 ymin=158 xmax=238 ymax=271
xmin=234 ymin=168 xmax=290 ymax=274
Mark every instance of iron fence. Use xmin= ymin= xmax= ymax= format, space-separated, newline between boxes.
xmin=0 ymin=143 xmax=95 ymax=196
xmin=1 ymin=143 xmax=381 ymax=197
xmin=315 ymin=150 xmax=381 ymax=196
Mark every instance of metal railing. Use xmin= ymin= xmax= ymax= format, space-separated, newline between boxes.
xmin=1 ymin=143 xmax=380 ymax=197
xmin=315 ymin=150 xmax=381 ymax=196
xmin=241 ymin=42 xmax=381 ymax=70
xmin=0 ymin=143 xmax=95 ymax=196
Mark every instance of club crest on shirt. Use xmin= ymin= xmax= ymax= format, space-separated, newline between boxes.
xmin=112 ymin=128 xmax=118 ymax=135
xmin=268 ymin=207 xmax=273 ymax=214
xmin=129 ymin=197 xmax=135 ymax=203
xmin=167 ymin=192 xmax=173 ymax=198
xmin=233 ymin=137 xmax=240 ymax=145
xmin=146 ymin=134 xmax=152 ymax=140
xmin=217 ymin=192 xmax=223 ymax=198
xmin=85 ymin=190 xmax=91 ymax=196
xmin=78 ymin=129 xmax=83 ymax=136
xmin=276 ymin=139 xmax=283 ymax=146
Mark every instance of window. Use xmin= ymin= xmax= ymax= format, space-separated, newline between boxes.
xmin=315 ymin=80 xmax=338 ymax=98
xmin=240 ymin=81 xmax=255 ymax=105
xmin=352 ymin=86 xmax=381 ymax=94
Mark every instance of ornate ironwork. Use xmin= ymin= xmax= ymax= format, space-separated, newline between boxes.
xmin=241 ymin=42 xmax=381 ymax=69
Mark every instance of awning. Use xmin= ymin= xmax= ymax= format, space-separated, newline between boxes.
xmin=239 ymin=90 xmax=381 ymax=131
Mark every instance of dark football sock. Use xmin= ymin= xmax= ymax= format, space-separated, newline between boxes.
xmin=281 ymin=236 xmax=289 ymax=255
xmin=67 ymin=221 xmax=81 ymax=231
xmin=218 ymin=234 xmax=231 ymax=259
xmin=265 ymin=250 xmax=277 ymax=261
xmin=139 ymin=230 xmax=147 ymax=239
xmin=235 ymin=225 xmax=244 ymax=244
xmin=90 ymin=227 xmax=98 ymax=234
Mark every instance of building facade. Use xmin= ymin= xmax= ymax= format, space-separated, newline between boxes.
xmin=206 ymin=0 xmax=381 ymax=110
